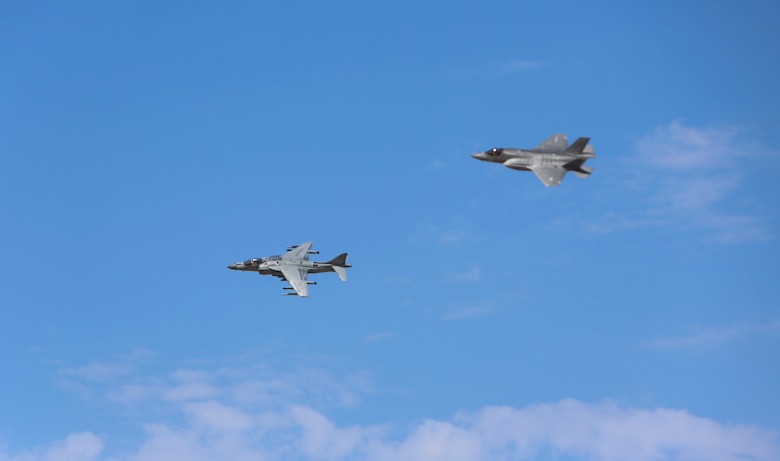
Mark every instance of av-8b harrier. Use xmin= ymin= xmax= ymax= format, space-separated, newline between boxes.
xmin=227 ymin=242 xmax=350 ymax=297
xmin=472 ymin=134 xmax=595 ymax=187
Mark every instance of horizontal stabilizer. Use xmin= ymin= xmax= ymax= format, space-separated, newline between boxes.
xmin=572 ymin=166 xmax=593 ymax=178
xmin=333 ymin=265 xmax=348 ymax=282
xmin=564 ymin=157 xmax=593 ymax=177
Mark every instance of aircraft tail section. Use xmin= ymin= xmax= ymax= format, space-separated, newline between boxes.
xmin=564 ymin=158 xmax=594 ymax=178
xmin=572 ymin=166 xmax=593 ymax=178
xmin=332 ymin=266 xmax=348 ymax=282
xmin=327 ymin=253 xmax=349 ymax=266
xmin=326 ymin=253 xmax=350 ymax=282
xmin=564 ymin=137 xmax=591 ymax=154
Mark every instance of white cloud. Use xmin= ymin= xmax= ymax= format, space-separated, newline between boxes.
xmin=361 ymin=332 xmax=395 ymax=344
xmin=459 ymin=400 xmax=780 ymax=461
xmin=412 ymin=223 xmax=474 ymax=246
xmin=582 ymin=121 xmax=776 ymax=243
xmin=181 ymin=401 xmax=254 ymax=433
xmin=450 ymin=266 xmax=481 ymax=283
xmin=648 ymin=175 xmax=738 ymax=215
xmin=647 ymin=320 xmax=780 ymax=350
xmin=382 ymin=419 xmax=484 ymax=461
xmin=108 ymin=384 xmax=161 ymax=406
xmin=60 ymin=362 xmax=136 ymax=383
xmin=57 ymin=352 xmax=374 ymax=414
xmin=129 ymin=423 xmax=263 ymax=461
xmin=438 ymin=229 xmax=472 ymax=245
xmin=289 ymin=405 xmax=375 ymax=460
xmin=119 ymin=349 xmax=156 ymax=362
xmin=231 ymin=378 xmax=293 ymax=405
xmin=636 ymin=121 xmax=744 ymax=170
xmin=31 ymin=352 xmax=780 ymax=460
xmin=443 ymin=305 xmax=491 ymax=320
xmin=425 ymin=160 xmax=446 ymax=171
xmin=59 ymin=349 xmax=155 ymax=388
xmin=164 ymin=382 xmax=219 ymax=402
xmin=0 ymin=432 xmax=103 ymax=461
xmin=455 ymin=59 xmax=542 ymax=78
xmin=3 ymin=400 xmax=777 ymax=461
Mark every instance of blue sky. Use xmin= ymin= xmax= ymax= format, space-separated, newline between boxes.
xmin=2 ymin=1 xmax=779 ymax=460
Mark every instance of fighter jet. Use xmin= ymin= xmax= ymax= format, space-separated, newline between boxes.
xmin=471 ymin=134 xmax=595 ymax=187
xmin=227 ymin=242 xmax=350 ymax=297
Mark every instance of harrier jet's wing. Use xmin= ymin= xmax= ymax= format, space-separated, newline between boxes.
xmin=283 ymin=242 xmax=314 ymax=261
xmin=530 ymin=166 xmax=567 ymax=187
xmin=279 ymin=265 xmax=310 ymax=297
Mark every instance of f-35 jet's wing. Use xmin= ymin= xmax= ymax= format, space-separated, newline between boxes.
xmin=530 ymin=166 xmax=567 ymax=187
xmin=534 ymin=134 xmax=568 ymax=153
xmin=279 ymin=265 xmax=310 ymax=297
xmin=283 ymin=242 xmax=314 ymax=261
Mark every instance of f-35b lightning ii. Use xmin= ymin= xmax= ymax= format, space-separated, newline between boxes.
xmin=472 ymin=134 xmax=595 ymax=187
xmin=227 ymin=242 xmax=350 ymax=297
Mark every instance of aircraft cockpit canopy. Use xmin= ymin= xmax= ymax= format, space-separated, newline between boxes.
xmin=486 ymin=148 xmax=503 ymax=156
xmin=245 ymin=258 xmax=263 ymax=266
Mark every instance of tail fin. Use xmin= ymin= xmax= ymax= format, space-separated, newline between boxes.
xmin=327 ymin=253 xmax=349 ymax=267
xmin=581 ymin=143 xmax=596 ymax=158
xmin=327 ymin=253 xmax=350 ymax=282
xmin=564 ymin=137 xmax=591 ymax=154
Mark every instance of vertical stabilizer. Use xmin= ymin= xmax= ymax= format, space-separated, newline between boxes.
xmin=326 ymin=253 xmax=350 ymax=282
xmin=564 ymin=137 xmax=591 ymax=154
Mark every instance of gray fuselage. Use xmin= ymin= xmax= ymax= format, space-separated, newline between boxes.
xmin=471 ymin=148 xmax=581 ymax=170
xmin=227 ymin=256 xmax=335 ymax=276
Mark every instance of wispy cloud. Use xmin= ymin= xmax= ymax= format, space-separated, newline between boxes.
xmin=636 ymin=121 xmax=746 ymax=170
xmin=455 ymin=59 xmax=543 ymax=78
xmin=450 ymin=266 xmax=481 ymax=283
xmin=60 ymin=361 xmax=136 ymax=383
xmin=444 ymin=305 xmax=491 ymax=320
xmin=646 ymin=320 xmax=780 ymax=350
xmin=413 ymin=223 xmax=473 ymax=245
xmin=425 ymin=160 xmax=447 ymax=171
xmin=581 ymin=121 xmax=776 ymax=243
xmin=57 ymin=349 xmax=374 ymax=410
xmin=0 ymin=432 xmax=104 ymax=461
xmin=500 ymin=59 xmax=543 ymax=72
xmin=59 ymin=348 xmax=153 ymax=383
xmin=361 ymin=332 xmax=395 ymax=344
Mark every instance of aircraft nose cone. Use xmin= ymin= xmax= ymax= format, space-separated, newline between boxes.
xmin=227 ymin=264 xmax=239 ymax=270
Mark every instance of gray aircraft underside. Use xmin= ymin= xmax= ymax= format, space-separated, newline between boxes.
xmin=227 ymin=242 xmax=350 ymax=297
xmin=472 ymin=134 xmax=595 ymax=187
